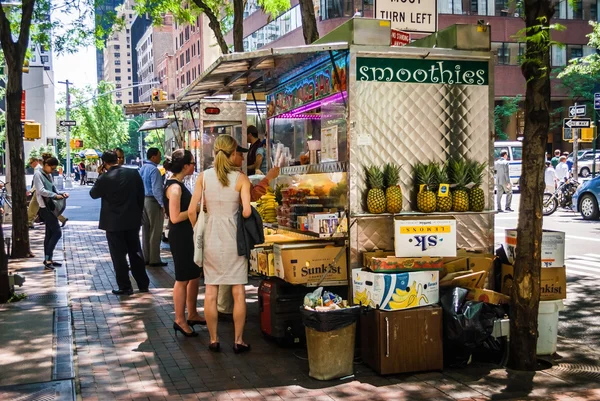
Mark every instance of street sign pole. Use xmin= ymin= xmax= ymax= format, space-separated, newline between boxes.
xmin=59 ymin=80 xmax=73 ymax=189
xmin=573 ymin=103 xmax=579 ymax=181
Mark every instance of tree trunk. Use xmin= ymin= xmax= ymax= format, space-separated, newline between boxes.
xmin=191 ymin=0 xmax=230 ymax=54
xmin=298 ymin=0 xmax=319 ymax=44
xmin=233 ymin=0 xmax=244 ymax=52
xmin=5 ymin=65 xmax=31 ymax=258
xmin=508 ymin=0 xmax=554 ymax=371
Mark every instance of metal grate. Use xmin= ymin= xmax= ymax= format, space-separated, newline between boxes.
xmin=27 ymin=294 xmax=60 ymax=301
xmin=0 ymin=385 xmax=56 ymax=401
xmin=552 ymin=363 xmax=600 ymax=380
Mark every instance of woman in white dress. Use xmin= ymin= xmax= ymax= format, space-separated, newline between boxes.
xmin=189 ymin=135 xmax=252 ymax=353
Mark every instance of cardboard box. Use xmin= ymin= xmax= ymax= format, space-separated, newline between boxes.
xmin=501 ymin=264 xmax=566 ymax=301
xmin=363 ymin=250 xmax=396 ymax=267
xmin=467 ymin=288 xmax=510 ymax=305
xmin=352 ymin=269 xmax=439 ymax=311
xmin=394 ymin=216 xmax=457 ymax=257
xmin=250 ymin=248 xmax=261 ymax=273
xmin=257 ymin=251 xmax=268 ymax=276
xmin=273 ymin=243 xmax=347 ymax=285
xmin=267 ymin=252 xmax=275 ymax=276
xmin=307 ymin=213 xmax=339 ymax=234
xmin=505 ymin=229 xmax=565 ymax=267
xmin=369 ymin=257 xmax=444 ymax=272
xmin=440 ymin=271 xmax=487 ymax=289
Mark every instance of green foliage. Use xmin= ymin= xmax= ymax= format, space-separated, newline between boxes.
xmin=28 ymin=145 xmax=56 ymax=161
xmin=122 ymin=116 xmax=146 ymax=162
xmin=494 ymin=96 xmax=522 ymax=140
xmin=144 ymin=129 xmax=165 ymax=157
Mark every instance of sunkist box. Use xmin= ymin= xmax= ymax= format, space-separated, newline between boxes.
xmin=273 ymin=243 xmax=347 ymax=285
xmin=394 ymin=216 xmax=457 ymax=258
xmin=501 ymin=264 xmax=566 ymax=301
xmin=505 ymin=229 xmax=565 ymax=267
xmin=352 ymin=269 xmax=439 ymax=311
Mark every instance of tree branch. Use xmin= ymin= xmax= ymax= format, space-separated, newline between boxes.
xmin=0 ymin=4 xmax=16 ymax=61
xmin=190 ymin=0 xmax=229 ymax=54
xmin=18 ymin=0 xmax=36 ymax=57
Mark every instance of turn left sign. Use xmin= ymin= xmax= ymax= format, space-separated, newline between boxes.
xmin=375 ymin=0 xmax=438 ymax=34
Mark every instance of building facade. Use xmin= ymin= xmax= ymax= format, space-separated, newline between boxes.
xmin=157 ymin=54 xmax=177 ymax=100
xmin=135 ymin=15 xmax=175 ymax=103
xmin=22 ymin=44 xmax=57 ymax=159
xmin=102 ymin=0 xmax=136 ymax=105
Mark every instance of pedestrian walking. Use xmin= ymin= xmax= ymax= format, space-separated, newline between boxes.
xmin=556 ymin=155 xmax=570 ymax=182
xmin=494 ymin=150 xmax=513 ymax=212
xmin=29 ymin=155 xmax=68 ymax=228
xmin=163 ymin=149 xmax=206 ymax=337
xmin=33 ymin=156 xmax=69 ymax=270
xmin=89 ymin=150 xmax=150 ymax=295
xmin=189 ymin=135 xmax=252 ymax=353
xmin=551 ymin=149 xmax=561 ymax=168
xmin=545 ymin=161 xmax=558 ymax=193
xmin=139 ymin=148 xmax=167 ymax=267
xmin=79 ymin=161 xmax=86 ymax=185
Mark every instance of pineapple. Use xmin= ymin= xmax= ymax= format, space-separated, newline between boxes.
xmin=384 ymin=163 xmax=403 ymax=213
xmin=467 ymin=160 xmax=487 ymax=212
xmin=365 ymin=165 xmax=386 ymax=214
xmin=449 ymin=158 xmax=470 ymax=212
xmin=433 ymin=163 xmax=453 ymax=212
xmin=413 ymin=163 xmax=437 ymax=213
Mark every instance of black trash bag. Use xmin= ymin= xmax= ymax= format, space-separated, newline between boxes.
xmin=300 ymin=306 xmax=360 ymax=332
xmin=440 ymin=287 xmax=506 ymax=368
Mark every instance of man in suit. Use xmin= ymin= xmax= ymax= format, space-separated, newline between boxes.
xmin=90 ymin=150 xmax=150 ymax=295
xmin=495 ymin=150 xmax=513 ymax=213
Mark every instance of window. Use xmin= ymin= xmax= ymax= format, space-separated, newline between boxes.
xmin=185 ymin=26 xmax=190 ymax=41
xmin=569 ymin=45 xmax=584 ymax=60
xmin=126 ymin=29 xmax=130 ymax=33
xmin=186 ymin=49 xmax=190 ymax=64
xmin=116 ymin=76 xmax=122 ymax=81
xmin=127 ymin=68 xmax=131 ymax=72
xmin=116 ymin=84 xmax=122 ymax=88
xmin=176 ymin=59 xmax=179 ymax=70
xmin=176 ymin=37 xmax=178 ymax=48
xmin=40 ymin=55 xmax=49 ymax=63
xmin=180 ymin=32 xmax=184 ymax=45
xmin=115 ymin=60 xmax=121 ymax=65
xmin=552 ymin=44 xmax=566 ymax=66
xmin=127 ymin=45 xmax=130 ymax=49
xmin=129 ymin=91 xmax=132 ymax=95
xmin=192 ymin=44 xmax=196 ymax=57
xmin=186 ymin=71 xmax=191 ymax=85
xmin=117 ymin=100 xmax=122 ymax=105
xmin=511 ymin=146 xmax=523 ymax=161
xmin=114 ymin=45 xmax=120 ymax=50
xmin=115 ymin=52 xmax=121 ymax=58
xmin=128 ymin=76 xmax=132 ymax=80
xmin=177 ymin=78 xmax=179 ymax=88
xmin=115 ymin=68 xmax=121 ymax=73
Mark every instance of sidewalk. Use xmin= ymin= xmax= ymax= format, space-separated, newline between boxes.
xmin=1 ymin=223 xmax=600 ymax=401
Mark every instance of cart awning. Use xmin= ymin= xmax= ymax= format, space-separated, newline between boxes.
xmin=123 ymin=101 xmax=177 ymax=116
xmin=138 ymin=118 xmax=175 ymax=132
xmin=177 ymin=43 xmax=349 ymax=103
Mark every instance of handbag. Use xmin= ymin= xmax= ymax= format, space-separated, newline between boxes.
xmin=41 ymin=173 xmax=66 ymax=217
xmin=193 ymin=173 xmax=206 ymax=267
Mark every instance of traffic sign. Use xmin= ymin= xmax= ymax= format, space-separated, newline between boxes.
xmin=569 ymin=105 xmax=586 ymax=117
xmin=391 ymin=29 xmax=410 ymax=47
xmin=595 ymin=93 xmax=600 ymax=110
xmin=59 ymin=120 xmax=76 ymax=127
xmin=563 ymin=118 xmax=591 ymax=129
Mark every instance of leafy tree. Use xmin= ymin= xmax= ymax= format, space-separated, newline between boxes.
xmin=144 ymin=129 xmax=165 ymax=157
xmin=510 ymin=7 xmax=562 ymax=371
xmin=77 ymin=82 xmax=129 ymax=151
xmin=123 ymin=116 xmax=146 ymax=162
xmin=494 ymin=95 xmax=522 ymax=140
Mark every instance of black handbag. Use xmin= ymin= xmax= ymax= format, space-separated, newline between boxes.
xmin=41 ymin=173 xmax=66 ymax=217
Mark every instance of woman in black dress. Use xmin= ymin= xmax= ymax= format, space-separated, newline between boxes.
xmin=164 ymin=149 xmax=205 ymax=337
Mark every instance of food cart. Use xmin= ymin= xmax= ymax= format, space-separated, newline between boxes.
xmin=176 ymin=18 xmax=497 ymax=368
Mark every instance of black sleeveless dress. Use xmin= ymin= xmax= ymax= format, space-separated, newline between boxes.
xmin=165 ymin=179 xmax=200 ymax=281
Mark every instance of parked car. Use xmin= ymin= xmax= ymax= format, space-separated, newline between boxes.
xmin=577 ymin=154 xmax=600 ymax=178
xmin=572 ymin=175 xmax=600 ymax=220
xmin=567 ymin=149 xmax=593 ymax=164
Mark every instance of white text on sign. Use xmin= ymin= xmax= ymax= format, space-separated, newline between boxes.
xmin=375 ymin=0 xmax=437 ymax=33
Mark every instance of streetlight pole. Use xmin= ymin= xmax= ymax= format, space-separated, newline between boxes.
xmin=58 ymin=80 xmax=73 ymax=189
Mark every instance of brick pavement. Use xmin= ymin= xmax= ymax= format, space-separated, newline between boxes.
xmin=61 ymin=223 xmax=600 ymax=401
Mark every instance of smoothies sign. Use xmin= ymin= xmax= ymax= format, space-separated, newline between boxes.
xmin=267 ymin=57 xmax=347 ymax=118
xmin=357 ymin=57 xmax=489 ymax=86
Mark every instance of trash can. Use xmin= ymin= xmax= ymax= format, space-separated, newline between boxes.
xmin=537 ymin=299 xmax=565 ymax=355
xmin=300 ymin=306 xmax=360 ymax=380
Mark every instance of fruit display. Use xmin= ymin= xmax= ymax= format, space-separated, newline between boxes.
xmin=257 ymin=188 xmax=278 ymax=223
xmin=383 ymin=163 xmax=403 ymax=213
xmin=413 ymin=163 xmax=437 ymax=213
xmin=449 ymin=158 xmax=470 ymax=212
xmin=467 ymin=160 xmax=487 ymax=212
xmin=432 ymin=162 xmax=452 ymax=212
xmin=365 ymin=165 xmax=387 ymax=214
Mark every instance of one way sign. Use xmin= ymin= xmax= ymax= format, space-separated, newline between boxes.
xmin=563 ymin=118 xmax=591 ymax=128
xmin=569 ymin=105 xmax=586 ymax=117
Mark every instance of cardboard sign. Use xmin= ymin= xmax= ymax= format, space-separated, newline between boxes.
xmin=505 ymin=229 xmax=565 ymax=267
xmin=353 ymin=269 xmax=439 ymax=311
xmin=394 ymin=216 xmax=457 ymax=257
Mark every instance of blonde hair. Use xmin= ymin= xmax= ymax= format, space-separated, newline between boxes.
xmin=213 ymin=135 xmax=238 ymax=187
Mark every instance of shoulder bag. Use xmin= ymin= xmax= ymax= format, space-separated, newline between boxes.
xmin=41 ymin=173 xmax=66 ymax=217
xmin=193 ymin=172 xmax=206 ymax=267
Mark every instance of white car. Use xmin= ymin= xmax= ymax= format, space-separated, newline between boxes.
xmin=577 ymin=154 xmax=600 ymax=178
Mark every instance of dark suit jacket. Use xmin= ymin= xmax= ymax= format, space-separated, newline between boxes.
xmin=90 ymin=165 xmax=145 ymax=232
xmin=237 ymin=205 xmax=265 ymax=259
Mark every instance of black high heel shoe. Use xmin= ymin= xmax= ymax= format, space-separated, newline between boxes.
xmin=208 ymin=342 xmax=220 ymax=352
xmin=51 ymin=261 xmax=62 ymax=267
xmin=43 ymin=261 xmax=55 ymax=271
xmin=187 ymin=319 xmax=207 ymax=327
xmin=233 ymin=343 xmax=251 ymax=354
xmin=173 ymin=322 xmax=198 ymax=337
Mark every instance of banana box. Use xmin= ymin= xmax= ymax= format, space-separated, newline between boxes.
xmin=250 ymin=248 xmax=262 ymax=273
xmin=352 ymin=269 xmax=439 ymax=311
xmin=394 ymin=217 xmax=457 ymax=257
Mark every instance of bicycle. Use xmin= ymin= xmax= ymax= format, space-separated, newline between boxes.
xmin=0 ymin=180 xmax=12 ymax=224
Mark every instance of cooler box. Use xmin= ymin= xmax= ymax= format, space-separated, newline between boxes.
xmin=360 ymin=306 xmax=443 ymax=375
xmin=258 ymin=278 xmax=307 ymax=344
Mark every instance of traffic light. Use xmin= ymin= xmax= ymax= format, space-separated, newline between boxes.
xmin=151 ymin=88 xmax=160 ymax=101
xmin=22 ymin=59 xmax=30 ymax=74
xmin=159 ymin=90 xmax=167 ymax=101
xmin=70 ymin=139 xmax=84 ymax=148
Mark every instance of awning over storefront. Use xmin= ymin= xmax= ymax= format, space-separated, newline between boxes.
xmin=123 ymin=101 xmax=176 ymax=116
xmin=177 ymin=43 xmax=349 ymax=103
xmin=138 ymin=118 xmax=175 ymax=132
